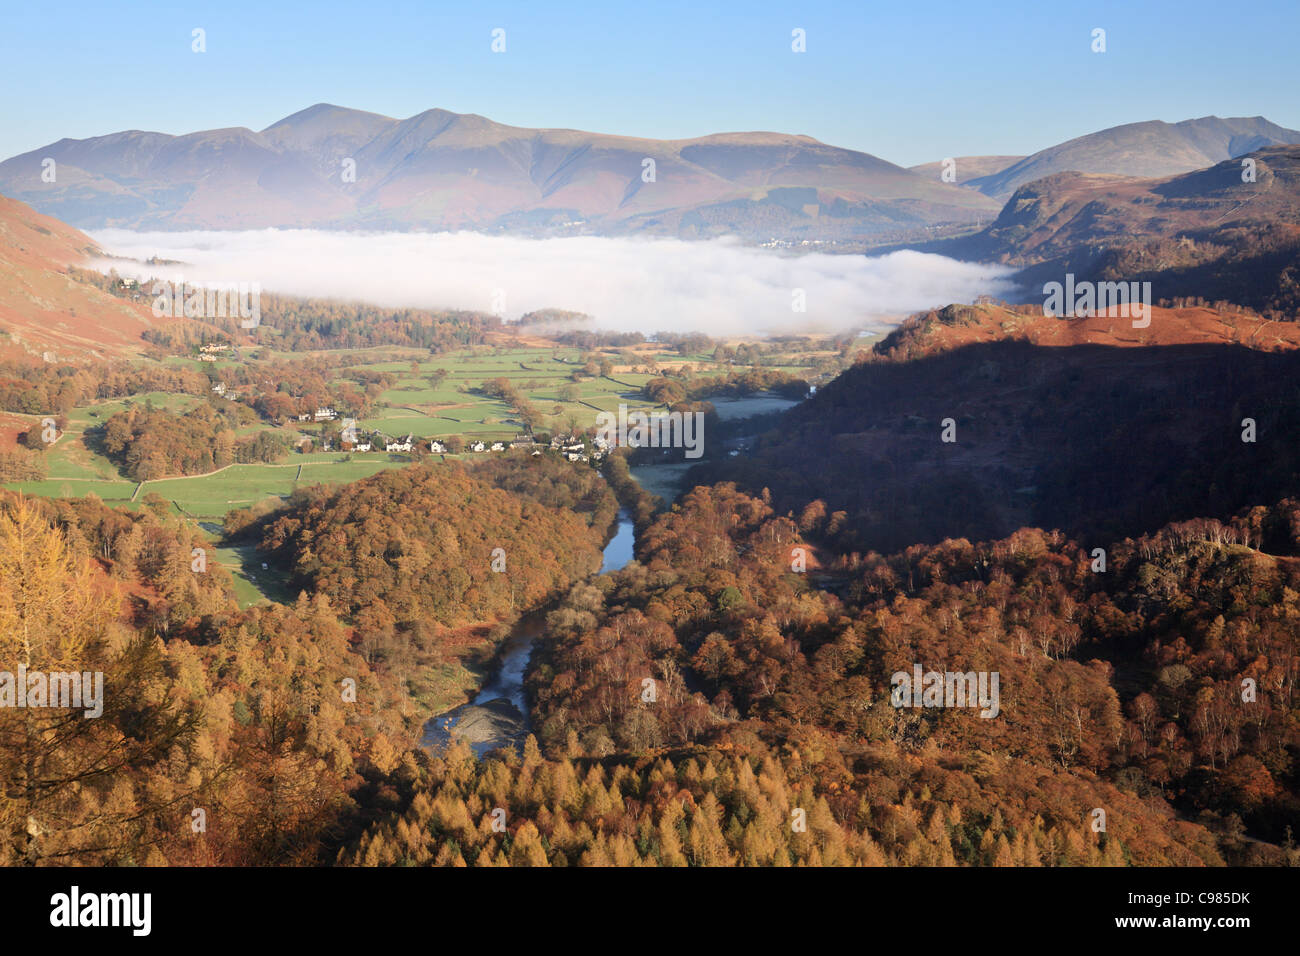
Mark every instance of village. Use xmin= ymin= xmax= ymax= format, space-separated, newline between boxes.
xmin=186 ymin=348 xmax=807 ymax=472
xmin=183 ymin=340 xmax=632 ymax=463
xmin=285 ymin=408 xmax=608 ymax=464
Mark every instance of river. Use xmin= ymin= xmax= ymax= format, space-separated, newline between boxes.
xmin=418 ymin=391 xmax=804 ymax=755
xmin=419 ymin=508 xmax=637 ymax=756
xmin=599 ymin=508 xmax=636 ymax=573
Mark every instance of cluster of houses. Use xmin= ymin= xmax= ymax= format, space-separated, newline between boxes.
xmin=551 ymin=433 xmax=608 ymax=463
xmin=196 ymin=343 xmax=231 ymax=363
xmin=433 ymin=437 xmax=532 ymax=454
xmin=331 ymin=429 xmax=404 ymax=453
xmin=293 ymin=428 xmax=607 ymax=462
xmin=296 ymin=407 xmax=338 ymax=423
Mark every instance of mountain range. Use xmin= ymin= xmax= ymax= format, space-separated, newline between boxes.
xmin=0 ymin=104 xmax=997 ymax=240
xmin=5 ymin=107 xmax=1296 ymax=242
xmin=922 ymin=116 xmax=1300 ymax=199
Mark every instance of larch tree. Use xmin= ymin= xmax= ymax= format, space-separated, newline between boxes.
xmin=0 ymin=498 xmax=200 ymax=864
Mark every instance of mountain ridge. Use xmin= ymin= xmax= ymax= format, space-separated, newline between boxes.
xmin=0 ymin=103 xmax=996 ymax=239
xmin=962 ymin=116 xmax=1300 ymax=199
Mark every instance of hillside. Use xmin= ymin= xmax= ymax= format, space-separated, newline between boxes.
xmin=872 ymin=300 xmax=1300 ymax=356
xmin=693 ymin=303 xmax=1300 ymax=554
xmin=0 ymin=103 xmax=998 ymax=240
xmin=931 ymin=146 xmax=1300 ymax=316
xmin=0 ymin=194 xmax=177 ymax=359
xmin=258 ymin=461 xmax=610 ymax=629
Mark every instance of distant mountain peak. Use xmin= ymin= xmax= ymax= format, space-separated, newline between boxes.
xmin=262 ymin=102 xmax=396 ymax=132
xmin=964 ymin=115 xmax=1300 ymax=200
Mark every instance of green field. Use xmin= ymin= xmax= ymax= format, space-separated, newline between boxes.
xmin=3 ymin=343 xmax=782 ymax=522
xmin=145 ymin=459 xmax=410 ymax=519
xmin=206 ymin=540 xmax=296 ymax=608
xmin=339 ymin=346 xmax=661 ymax=439
xmin=3 ymin=477 xmax=138 ymax=502
xmin=45 ymin=392 xmax=202 ymax=481
xmin=5 ymin=458 xmax=414 ymax=519
xmin=4 ymin=344 xmax=808 ymax=575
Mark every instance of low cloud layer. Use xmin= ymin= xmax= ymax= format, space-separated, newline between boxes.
xmin=90 ymin=229 xmax=1017 ymax=337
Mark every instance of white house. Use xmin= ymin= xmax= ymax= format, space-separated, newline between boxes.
xmin=385 ymin=434 xmax=413 ymax=453
xmin=468 ymin=441 xmax=487 ymax=452
xmin=353 ymin=441 xmax=372 ymax=452
xmin=490 ymin=441 xmax=505 ymax=452
xmin=314 ymin=407 xmax=337 ymax=421
xmin=429 ymin=440 xmax=447 ymax=454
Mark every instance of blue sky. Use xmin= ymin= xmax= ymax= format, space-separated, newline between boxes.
xmin=2 ymin=0 xmax=1296 ymax=167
